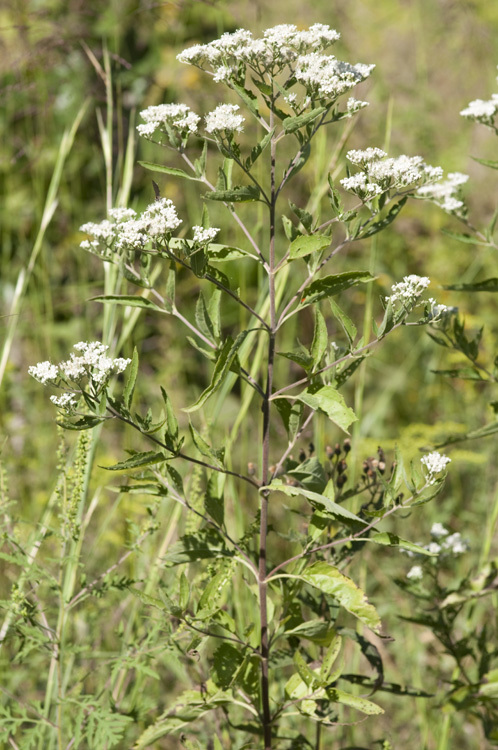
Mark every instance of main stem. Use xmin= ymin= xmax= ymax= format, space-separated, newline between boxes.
xmin=259 ymin=104 xmax=277 ymax=750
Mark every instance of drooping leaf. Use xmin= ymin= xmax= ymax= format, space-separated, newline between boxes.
xmin=301 ymin=561 xmax=381 ymax=632
xmin=245 ymin=127 xmax=275 ymax=170
xmin=289 ymin=201 xmax=314 ymax=232
xmin=326 ymin=688 xmax=384 ymax=715
xmin=138 ymin=161 xmax=202 ymax=180
xmin=102 ymin=451 xmax=167 ymax=471
xmin=360 ymin=197 xmax=407 ymax=239
xmin=357 ymin=532 xmax=437 ymax=556
xmin=91 ymin=294 xmax=165 ymax=312
xmin=184 ymin=331 xmax=248 ymax=413
xmin=294 ymin=384 xmax=357 ymax=433
xmin=274 ymin=398 xmax=303 ymax=440
xmin=276 ymin=347 xmax=314 ymax=371
xmin=444 ymin=278 xmax=498 ymax=292
xmin=205 ymin=472 xmax=225 ymax=527
xmin=267 ymin=480 xmax=366 ymax=526
xmin=289 ymin=234 xmax=331 ymax=260
xmin=57 ymin=415 xmax=107 ymax=431
xmin=205 ymin=185 xmax=261 ymax=202
xmin=300 ymin=272 xmax=374 ymax=306
xmin=328 ymin=298 xmax=357 ymax=346
xmin=287 ymin=457 xmax=328 ymax=493
xmin=189 ymin=422 xmax=224 ymax=469
xmin=310 ymin=307 xmax=328 ymax=367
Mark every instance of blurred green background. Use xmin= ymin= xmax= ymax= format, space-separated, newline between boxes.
xmin=1 ymin=0 xmax=498 ymax=747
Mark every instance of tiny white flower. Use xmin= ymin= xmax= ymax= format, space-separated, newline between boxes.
xmin=205 ymin=104 xmax=245 ymax=134
xmin=50 ymin=393 xmax=78 ymax=410
xmin=407 ymin=565 xmax=423 ymax=581
xmin=387 ymin=275 xmax=431 ymax=306
xmin=425 ymin=542 xmax=442 ymax=555
xmin=29 ymin=361 xmax=59 ymax=384
xmin=442 ymin=532 xmax=468 ymax=555
xmin=192 ymin=226 xmax=220 ymax=244
xmin=421 ymin=451 xmax=451 ymax=484
xmin=431 ymin=522 xmax=449 ymax=538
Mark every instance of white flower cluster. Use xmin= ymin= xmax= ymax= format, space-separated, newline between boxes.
xmin=294 ymin=54 xmax=374 ymax=102
xmin=50 ymin=392 xmax=78 ymax=411
xmin=205 ymin=104 xmax=245 ymax=134
xmin=177 ymin=24 xmax=341 ymax=78
xmin=387 ymin=275 xmax=431 ymax=305
xmin=80 ymin=199 xmax=182 ymax=257
xmin=30 ymin=342 xmax=131 ymax=393
xmin=421 ymin=451 xmax=451 ymax=484
xmin=406 ymin=523 xmax=467 ymax=579
xmin=417 ymin=172 xmax=468 ymax=213
xmin=407 ymin=565 xmax=423 ymax=581
xmin=461 ymin=95 xmax=498 ymax=126
xmin=192 ymin=226 xmax=220 ymax=244
xmin=341 ymin=148 xmax=443 ymax=200
xmin=137 ymin=103 xmax=200 ymax=139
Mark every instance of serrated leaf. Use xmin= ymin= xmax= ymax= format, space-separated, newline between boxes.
xmin=444 ymin=278 xmax=498 ymax=292
xmin=361 ymin=197 xmax=407 ymax=239
xmin=266 ymin=480 xmax=366 ymax=526
xmin=212 ymin=643 xmax=244 ymax=690
xmin=102 ymin=451 xmax=167 ymax=471
xmin=189 ymin=422 xmax=223 ymax=468
xmin=274 ymin=398 xmax=303 ymax=440
xmin=277 ymin=348 xmax=314 ymax=371
xmin=123 ymin=347 xmax=139 ymax=410
xmin=91 ymin=294 xmax=165 ymax=312
xmin=245 ymin=127 xmax=275 ymax=170
xmin=205 ymin=185 xmax=261 ymax=202
xmin=138 ymin=161 xmax=202 ymax=180
xmin=161 ymin=387 xmax=179 ymax=448
xmin=294 ymin=384 xmax=357 ymax=433
xmin=289 ymin=201 xmax=313 ymax=232
xmin=289 ymin=234 xmax=331 ymax=260
xmin=300 ymin=561 xmax=381 ymax=632
xmin=283 ymin=106 xmax=327 ymax=133
xmin=300 ymin=272 xmax=374 ymax=306
xmin=184 ymin=332 xmax=248 ymax=413
xmin=287 ymin=457 xmax=328 ymax=493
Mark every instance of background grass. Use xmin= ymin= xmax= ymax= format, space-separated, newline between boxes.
xmin=1 ymin=1 xmax=498 ymax=747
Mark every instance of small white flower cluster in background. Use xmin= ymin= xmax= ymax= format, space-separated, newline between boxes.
xmin=421 ymin=451 xmax=451 ymax=484
xmin=387 ymin=275 xmax=431 ymax=306
xmin=417 ymin=172 xmax=468 ymax=213
xmin=460 ymin=67 xmax=498 ymax=129
xmin=205 ymin=104 xmax=245 ymax=135
xmin=29 ymin=342 xmax=131 ymax=407
xmin=137 ymin=103 xmax=200 ymax=140
xmin=80 ymin=199 xmax=182 ymax=258
xmin=192 ymin=226 xmax=220 ymax=244
xmin=407 ymin=565 xmax=423 ymax=581
xmin=340 ymin=148 xmax=443 ymax=201
xmin=406 ymin=522 xmax=468 ymax=580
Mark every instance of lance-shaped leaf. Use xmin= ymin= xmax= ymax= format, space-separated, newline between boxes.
xmin=274 ymin=398 xmax=303 ymax=440
xmin=91 ymin=294 xmax=165 ymax=312
xmin=245 ymin=127 xmax=275 ymax=170
xmin=138 ymin=161 xmax=202 ymax=180
xmin=326 ymin=688 xmax=384 ymax=715
xmin=300 ymin=561 xmax=381 ymax=632
xmin=444 ymin=277 xmax=498 ymax=292
xmin=360 ymin=197 xmax=407 ymax=239
xmin=294 ymin=384 xmax=357 ymax=433
xmin=289 ymin=233 xmax=331 ymax=260
xmin=300 ymin=272 xmax=374 ymax=307
xmin=355 ymin=532 xmax=437 ymax=556
xmin=328 ymin=298 xmax=356 ymax=346
xmin=311 ymin=307 xmax=328 ymax=367
xmin=123 ymin=347 xmax=139 ymax=410
xmin=102 ymin=451 xmax=168 ymax=471
xmin=205 ymin=185 xmax=261 ymax=202
xmin=283 ymin=106 xmax=327 ymax=133
xmin=266 ymin=480 xmax=366 ymax=526
xmin=189 ymin=422 xmax=224 ymax=469
xmin=184 ymin=332 xmax=248 ymax=413
xmin=57 ymin=415 xmax=107 ymax=431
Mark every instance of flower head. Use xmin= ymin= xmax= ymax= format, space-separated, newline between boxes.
xmin=28 ymin=361 xmax=59 ymax=384
xmin=407 ymin=565 xmax=423 ymax=581
xmin=421 ymin=451 xmax=451 ymax=484
xmin=205 ymin=104 xmax=245 ymax=134
xmin=387 ymin=275 xmax=431 ymax=306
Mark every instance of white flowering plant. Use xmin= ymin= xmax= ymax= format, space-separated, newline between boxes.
xmin=24 ymin=22 xmax=476 ymax=750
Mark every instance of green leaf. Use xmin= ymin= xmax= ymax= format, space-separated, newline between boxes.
xmin=285 ymin=619 xmax=337 ymax=647
xmin=57 ymin=415 xmax=107 ymax=430
xmin=205 ymin=472 xmax=225 ymax=527
xmin=267 ymin=480 xmax=366 ymax=526
xmin=194 ymin=141 xmax=207 ymax=178
xmin=300 ymin=561 xmax=381 ymax=632
xmin=274 ymin=398 xmax=303 ymax=440
xmin=328 ymin=299 xmax=356 ymax=346
xmin=444 ymin=278 xmax=498 ymax=292
xmin=287 ymin=457 xmax=328 ymax=493
xmin=285 ymin=141 xmax=311 ymax=182
xmin=360 ymin=197 xmax=407 ymax=239
xmin=138 ymin=161 xmax=202 ymax=180
xmin=245 ymin=127 xmax=275 ymax=170
xmin=207 ymin=244 xmax=252 ymax=262
xmin=294 ymin=384 xmax=357 ymax=433
xmin=189 ymin=422 xmax=223 ymax=468
xmin=276 ymin=347 xmax=314 ymax=371
xmin=283 ymin=106 xmax=327 ymax=133
xmin=230 ymin=80 xmax=260 ymax=118
xmin=179 ymin=572 xmax=190 ymax=611
xmin=327 ymin=688 xmax=384 ymax=715
xmin=440 ymin=228 xmax=489 ymax=246
xmin=208 ymin=289 xmax=222 ymax=342
xmin=195 ymin=292 xmax=216 ymax=344
xmin=360 ymin=532 xmax=438 ymax=556
xmin=212 ymin=643 xmax=244 ymax=690
xmin=294 ymin=650 xmax=321 ymax=688
xmin=164 ymin=529 xmax=231 ymax=564
xmin=123 ymin=347 xmax=139 ymax=410
xmin=161 ymin=387 xmax=179 ymax=449
xmin=472 ymin=155 xmax=498 ymax=170
xmin=311 ymin=307 xmax=328 ymax=367
xmin=289 ymin=234 xmax=331 ymax=260
xmin=289 ymin=201 xmax=313 ymax=232
xmin=102 ymin=451 xmax=167 ymax=471
xmin=300 ymin=272 xmax=374 ymax=307
xmin=184 ymin=332 xmax=248 ymax=413
xmin=91 ymin=294 xmax=165 ymax=312
xmin=205 ymin=185 xmax=261 ymax=202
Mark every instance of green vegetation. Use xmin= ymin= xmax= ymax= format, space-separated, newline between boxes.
xmin=1 ymin=2 xmax=498 ymax=748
